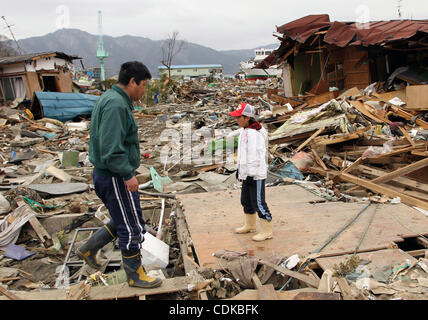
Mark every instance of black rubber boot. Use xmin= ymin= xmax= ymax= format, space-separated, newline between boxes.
xmin=121 ymin=249 xmax=163 ymax=288
xmin=76 ymin=221 xmax=116 ymax=269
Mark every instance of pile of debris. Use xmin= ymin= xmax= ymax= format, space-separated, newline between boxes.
xmin=261 ymin=83 xmax=428 ymax=212
xmin=0 ymin=75 xmax=427 ymax=300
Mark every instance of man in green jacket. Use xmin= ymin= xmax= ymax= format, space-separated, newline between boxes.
xmin=77 ymin=61 xmax=162 ymax=288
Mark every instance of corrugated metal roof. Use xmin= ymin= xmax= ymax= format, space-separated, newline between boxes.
xmin=276 ymin=15 xmax=428 ymax=47
xmin=277 ymin=14 xmax=331 ymax=43
xmin=257 ymin=15 xmax=428 ymax=68
xmin=158 ymin=64 xmax=223 ymax=69
xmin=31 ymin=91 xmax=99 ymax=122
xmin=0 ymin=52 xmax=81 ymax=66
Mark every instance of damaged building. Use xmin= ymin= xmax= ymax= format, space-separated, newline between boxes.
xmin=0 ymin=51 xmax=81 ymax=103
xmin=257 ymin=15 xmax=428 ymax=96
xmin=0 ymin=16 xmax=428 ymax=302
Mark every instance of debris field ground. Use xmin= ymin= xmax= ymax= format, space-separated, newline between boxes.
xmin=0 ymin=76 xmax=428 ymax=301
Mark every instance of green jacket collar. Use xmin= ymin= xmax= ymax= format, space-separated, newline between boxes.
xmin=112 ymin=84 xmax=133 ymax=110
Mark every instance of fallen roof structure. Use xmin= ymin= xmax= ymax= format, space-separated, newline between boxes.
xmin=30 ymin=91 xmax=100 ymax=122
xmin=257 ymin=15 xmax=428 ymax=96
xmin=0 ymin=73 xmax=427 ymax=301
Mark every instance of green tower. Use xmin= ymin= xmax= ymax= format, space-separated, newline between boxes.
xmin=97 ymin=10 xmax=108 ymax=82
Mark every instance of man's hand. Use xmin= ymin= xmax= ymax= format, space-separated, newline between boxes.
xmin=125 ymin=176 xmax=139 ymax=192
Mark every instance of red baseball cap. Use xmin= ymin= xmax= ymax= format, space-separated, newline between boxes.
xmin=229 ymin=103 xmax=255 ymax=117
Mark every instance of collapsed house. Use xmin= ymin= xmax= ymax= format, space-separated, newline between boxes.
xmin=0 ymin=19 xmax=428 ymax=299
xmin=1 ymin=74 xmax=427 ymax=300
xmin=0 ymin=51 xmax=81 ymax=103
xmin=257 ymin=15 xmax=428 ymax=97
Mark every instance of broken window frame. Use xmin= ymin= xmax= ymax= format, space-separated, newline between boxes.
xmin=0 ymin=76 xmax=28 ymax=101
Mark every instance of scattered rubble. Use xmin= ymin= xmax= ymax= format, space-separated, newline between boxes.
xmin=0 ymin=73 xmax=427 ymax=300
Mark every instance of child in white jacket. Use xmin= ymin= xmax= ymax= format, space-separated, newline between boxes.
xmin=228 ymin=103 xmax=273 ymax=241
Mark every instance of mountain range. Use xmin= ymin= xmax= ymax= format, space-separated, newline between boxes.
xmin=9 ymin=29 xmax=278 ymax=77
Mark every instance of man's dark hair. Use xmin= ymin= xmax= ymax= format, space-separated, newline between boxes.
xmin=118 ymin=61 xmax=152 ymax=85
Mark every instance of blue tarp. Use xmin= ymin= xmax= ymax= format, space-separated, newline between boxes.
xmin=32 ymin=91 xmax=100 ymax=122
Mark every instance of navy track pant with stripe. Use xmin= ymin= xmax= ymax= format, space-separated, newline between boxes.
xmin=241 ymin=176 xmax=272 ymax=221
xmin=93 ymin=171 xmax=146 ymax=251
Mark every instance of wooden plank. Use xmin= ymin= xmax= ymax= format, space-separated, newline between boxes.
xmin=229 ymin=288 xmax=318 ymax=300
xmin=351 ymin=164 xmax=428 ymax=194
xmin=251 ymin=274 xmax=263 ymax=289
xmin=295 ymin=127 xmax=325 ymax=153
xmin=259 ymin=260 xmax=320 ymax=288
xmin=369 ymin=143 xmax=425 ymax=159
xmin=46 ymin=165 xmax=72 ymax=183
xmin=177 ymin=184 xmax=428 ymax=270
xmin=406 ymin=85 xmax=428 ymax=110
xmin=373 ymin=89 xmax=406 ymax=103
xmin=270 ymin=94 xmax=303 ymax=107
xmin=257 ymin=284 xmax=279 ymax=300
xmin=175 ymin=205 xmax=209 ymax=300
xmin=342 ymin=156 xmax=364 ymax=173
xmin=0 ymin=277 xmax=21 ymax=282
xmin=314 ymin=127 xmax=371 ymax=146
xmin=337 ymin=87 xmax=361 ymax=100
xmin=175 ymin=206 xmax=199 ymax=274
xmin=28 ymin=216 xmax=53 ymax=248
xmin=349 ymin=100 xmax=386 ymax=123
xmin=389 ymin=105 xmax=428 ymax=129
xmin=15 ymin=201 xmax=53 ymax=248
xmin=336 ymin=277 xmax=354 ymax=300
xmin=338 ymin=172 xmax=428 ymax=210
xmin=269 ymin=131 xmax=315 ymax=144
xmin=0 ymin=285 xmax=21 ymax=300
xmin=0 ymin=276 xmax=214 ymax=300
xmin=417 ymin=237 xmax=428 ymax=248
xmin=66 ymin=281 xmax=91 ymax=300
xmin=363 ymin=157 xmax=428 ymax=185
xmin=305 ymin=91 xmax=335 ymax=106
xmin=311 ymin=148 xmax=328 ymax=171
xmin=399 ymin=127 xmax=416 ymax=146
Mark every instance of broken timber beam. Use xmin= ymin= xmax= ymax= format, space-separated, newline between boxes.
xmin=313 ymin=126 xmax=371 ymax=146
xmin=365 ymin=157 xmax=428 ymax=185
xmin=28 ymin=216 xmax=54 ymax=248
xmin=338 ymin=172 xmax=428 ymax=211
xmin=175 ymin=204 xmax=209 ymax=300
xmin=175 ymin=205 xmax=199 ymax=274
xmin=389 ymin=105 xmax=428 ymax=129
xmin=311 ymin=148 xmax=328 ymax=170
xmin=308 ymin=167 xmax=428 ymax=210
xmin=0 ymin=286 xmax=21 ymax=300
xmin=417 ymin=237 xmax=428 ymax=249
xmin=295 ymin=126 xmax=325 ymax=153
xmin=259 ymin=260 xmax=319 ymax=288
xmin=0 ymin=276 xmax=214 ymax=300
xmin=16 ymin=201 xmax=53 ymax=248
xmin=347 ymin=158 xmax=428 ymax=193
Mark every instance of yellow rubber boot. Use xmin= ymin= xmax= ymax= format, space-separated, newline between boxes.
xmin=76 ymin=223 xmax=117 ymax=270
xmin=252 ymin=219 xmax=273 ymax=241
xmin=235 ymin=214 xmax=257 ymax=234
xmin=122 ymin=250 xmax=162 ymax=288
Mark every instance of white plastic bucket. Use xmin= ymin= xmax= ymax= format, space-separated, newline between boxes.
xmin=140 ymin=232 xmax=169 ymax=269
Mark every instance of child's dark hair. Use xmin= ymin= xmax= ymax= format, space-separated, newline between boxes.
xmin=118 ymin=61 xmax=152 ymax=85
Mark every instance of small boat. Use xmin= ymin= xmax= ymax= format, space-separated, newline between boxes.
xmin=240 ymin=48 xmax=281 ymax=80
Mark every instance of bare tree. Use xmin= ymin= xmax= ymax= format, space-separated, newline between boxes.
xmin=161 ymin=31 xmax=186 ymax=79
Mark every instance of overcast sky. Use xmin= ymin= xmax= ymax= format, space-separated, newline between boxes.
xmin=3 ymin=0 xmax=428 ymax=50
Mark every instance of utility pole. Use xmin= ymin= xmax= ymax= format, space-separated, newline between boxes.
xmin=96 ymin=10 xmax=108 ymax=82
xmin=397 ymin=0 xmax=403 ymax=19
xmin=1 ymin=16 xmax=23 ymax=55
